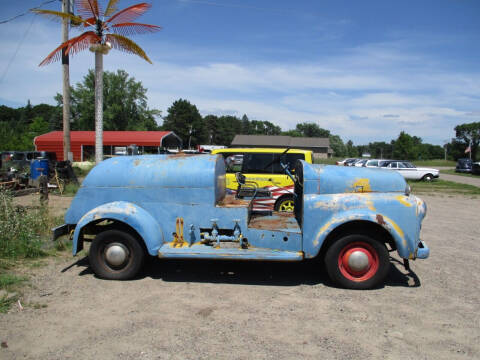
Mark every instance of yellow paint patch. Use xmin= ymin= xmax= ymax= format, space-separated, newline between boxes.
xmin=382 ymin=215 xmax=405 ymax=239
xmin=352 ymin=178 xmax=372 ymax=193
xmin=396 ymin=195 xmax=412 ymax=207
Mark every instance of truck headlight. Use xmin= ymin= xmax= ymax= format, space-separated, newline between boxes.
xmin=405 ymin=184 xmax=411 ymax=196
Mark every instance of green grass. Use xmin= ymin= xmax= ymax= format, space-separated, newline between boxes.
xmin=0 ymin=294 xmax=19 ymax=313
xmin=0 ymin=273 xmax=27 ymax=292
xmin=62 ymin=182 xmax=80 ymax=196
xmin=0 ymin=189 xmax=62 ymax=260
xmin=414 ymin=159 xmax=456 ymax=167
xmin=0 ymin=273 xmax=27 ymax=313
xmin=314 ymin=157 xmax=343 ymax=165
xmin=409 ymin=179 xmax=480 ymax=196
xmin=0 ymin=189 xmax=71 ymax=312
xmin=73 ymin=163 xmax=95 ymax=177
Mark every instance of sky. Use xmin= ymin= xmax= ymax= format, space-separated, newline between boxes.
xmin=0 ymin=0 xmax=479 ymax=145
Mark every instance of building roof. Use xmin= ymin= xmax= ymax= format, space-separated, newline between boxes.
xmin=34 ymin=131 xmax=180 ymax=147
xmin=231 ymin=135 xmax=330 ymax=148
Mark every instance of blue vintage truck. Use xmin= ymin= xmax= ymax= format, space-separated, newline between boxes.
xmin=54 ymin=153 xmax=429 ymax=289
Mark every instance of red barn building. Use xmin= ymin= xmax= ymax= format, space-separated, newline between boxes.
xmin=34 ymin=131 xmax=183 ymax=161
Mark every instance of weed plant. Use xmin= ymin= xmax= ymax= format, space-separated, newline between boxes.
xmin=0 ymin=189 xmax=51 ymax=260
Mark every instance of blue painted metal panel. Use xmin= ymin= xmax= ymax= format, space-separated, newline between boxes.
xmin=158 ymin=244 xmax=303 ymax=261
xmin=71 ymin=201 xmax=163 ymax=256
xmin=301 ymin=192 xmax=427 ymax=259
xmin=301 ymin=162 xmax=406 ymax=195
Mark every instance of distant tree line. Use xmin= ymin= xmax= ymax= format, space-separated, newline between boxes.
xmin=1 ymin=69 xmax=478 ymax=161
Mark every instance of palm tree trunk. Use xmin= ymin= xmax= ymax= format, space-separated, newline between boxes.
xmin=61 ymin=0 xmax=71 ymax=162
xmin=95 ymin=51 xmax=103 ymax=164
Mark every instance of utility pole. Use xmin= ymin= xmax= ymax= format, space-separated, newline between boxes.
xmin=62 ymin=0 xmax=72 ymax=161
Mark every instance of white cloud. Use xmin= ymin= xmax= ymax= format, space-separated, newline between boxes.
xmin=0 ymin=18 xmax=479 ymax=145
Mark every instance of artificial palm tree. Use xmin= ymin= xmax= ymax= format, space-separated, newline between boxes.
xmin=33 ymin=0 xmax=161 ymax=163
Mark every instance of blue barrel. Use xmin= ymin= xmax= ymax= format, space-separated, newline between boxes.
xmin=31 ymin=159 xmax=49 ymax=180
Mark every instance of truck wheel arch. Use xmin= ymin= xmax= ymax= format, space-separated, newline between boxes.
xmin=72 ymin=201 xmax=164 ymax=256
xmin=318 ymin=220 xmax=396 ymax=259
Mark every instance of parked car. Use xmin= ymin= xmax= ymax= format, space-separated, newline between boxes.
xmin=53 ymin=153 xmax=429 ymax=289
xmin=336 ymin=158 xmax=356 ymax=166
xmin=455 ymin=158 xmax=472 ymax=173
xmin=472 ymin=162 xmax=480 ymax=175
xmin=363 ymin=159 xmax=392 ymax=168
xmin=344 ymin=158 xmax=359 ymax=166
xmin=382 ymin=160 xmax=439 ymax=181
xmin=354 ymin=159 xmax=368 ymax=167
xmin=211 ymin=148 xmax=313 ymax=212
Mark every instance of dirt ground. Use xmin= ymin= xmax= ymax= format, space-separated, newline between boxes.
xmin=1 ymin=192 xmax=479 ymax=360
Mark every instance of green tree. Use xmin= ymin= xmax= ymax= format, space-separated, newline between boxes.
xmin=392 ymin=131 xmax=419 ymax=160
xmin=0 ymin=103 xmax=60 ymax=151
xmin=346 ymin=140 xmax=358 ymax=157
xmin=162 ymin=99 xmax=207 ymax=147
xmin=454 ymin=122 xmax=480 ymax=161
xmin=58 ymin=69 xmax=160 ymax=131
xmin=294 ymin=122 xmax=330 ymax=137
xmin=329 ymin=134 xmax=346 ymax=157
xmin=20 ymin=116 xmax=50 ymax=149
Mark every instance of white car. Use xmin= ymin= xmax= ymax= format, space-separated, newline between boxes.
xmin=382 ymin=161 xmax=439 ymax=181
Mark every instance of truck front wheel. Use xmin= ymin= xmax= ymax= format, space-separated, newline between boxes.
xmin=89 ymin=229 xmax=145 ymax=280
xmin=325 ymin=234 xmax=389 ymax=290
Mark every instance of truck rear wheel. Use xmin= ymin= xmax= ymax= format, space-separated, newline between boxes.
xmin=325 ymin=234 xmax=389 ymax=289
xmin=89 ymin=229 xmax=145 ymax=280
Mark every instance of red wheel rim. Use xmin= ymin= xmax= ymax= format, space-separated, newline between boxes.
xmin=338 ymin=241 xmax=379 ymax=282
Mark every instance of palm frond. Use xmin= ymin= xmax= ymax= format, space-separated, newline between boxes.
xmin=104 ymin=0 xmax=120 ymax=17
xmin=111 ymin=22 xmax=162 ymax=37
xmin=106 ymin=3 xmax=151 ymax=25
xmin=75 ymin=0 xmax=101 ymax=18
xmin=83 ymin=17 xmax=97 ymax=27
xmin=106 ymin=33 xmax=152 ymax=63
xmin=31 ymin=9 xmax=85 ymax=25
xmin=39 ymin=31 xmax=100 ymax=66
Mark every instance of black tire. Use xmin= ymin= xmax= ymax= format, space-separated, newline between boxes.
xmin=422 ymin=174 xmax=433 ymax=181
xmin=274 ymin=195 xmax=295 ymax=212
xmin=89 ymin=229 xmax=145 ymax=280
xmin=325 ymin=234 xmax=389 ymax=290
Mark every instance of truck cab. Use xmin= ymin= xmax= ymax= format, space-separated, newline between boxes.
xmin=56 ymin=153 xmax=429 ymax=289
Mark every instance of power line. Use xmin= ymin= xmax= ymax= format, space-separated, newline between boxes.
xmin=0 ymin=0 xmax=58 ymax=25
xmin=0 ymin=14 xmax=37 ymax=84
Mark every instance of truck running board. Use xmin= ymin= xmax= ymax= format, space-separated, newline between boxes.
xmin=158 ymin=244 xmax=304 ymax=261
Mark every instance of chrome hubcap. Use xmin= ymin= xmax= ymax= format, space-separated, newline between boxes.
xmin=347 ymin=250 xmax=370 ymax=272
xmin=104 ymin=243 xmax=129 ymax=267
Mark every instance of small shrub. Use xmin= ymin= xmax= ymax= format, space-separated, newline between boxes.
xmin=0 ymin=189 xmax=50 ymax=259
xmin=62 ymin=183 xmax=80 ymax=196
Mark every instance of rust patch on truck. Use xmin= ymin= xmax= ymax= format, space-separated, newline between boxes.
xmin=376 ymin=214 xmax=386 ymax=225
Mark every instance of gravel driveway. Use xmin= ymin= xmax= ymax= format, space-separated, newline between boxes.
xmin=1 ymin=193 xmax=479 ymax=359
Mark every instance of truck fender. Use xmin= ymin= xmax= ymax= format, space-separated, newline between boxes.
xmin=72 ymin=201 xmax=164 ymax=256
xmin=304 ymin=210 xmax=410 ymax=259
